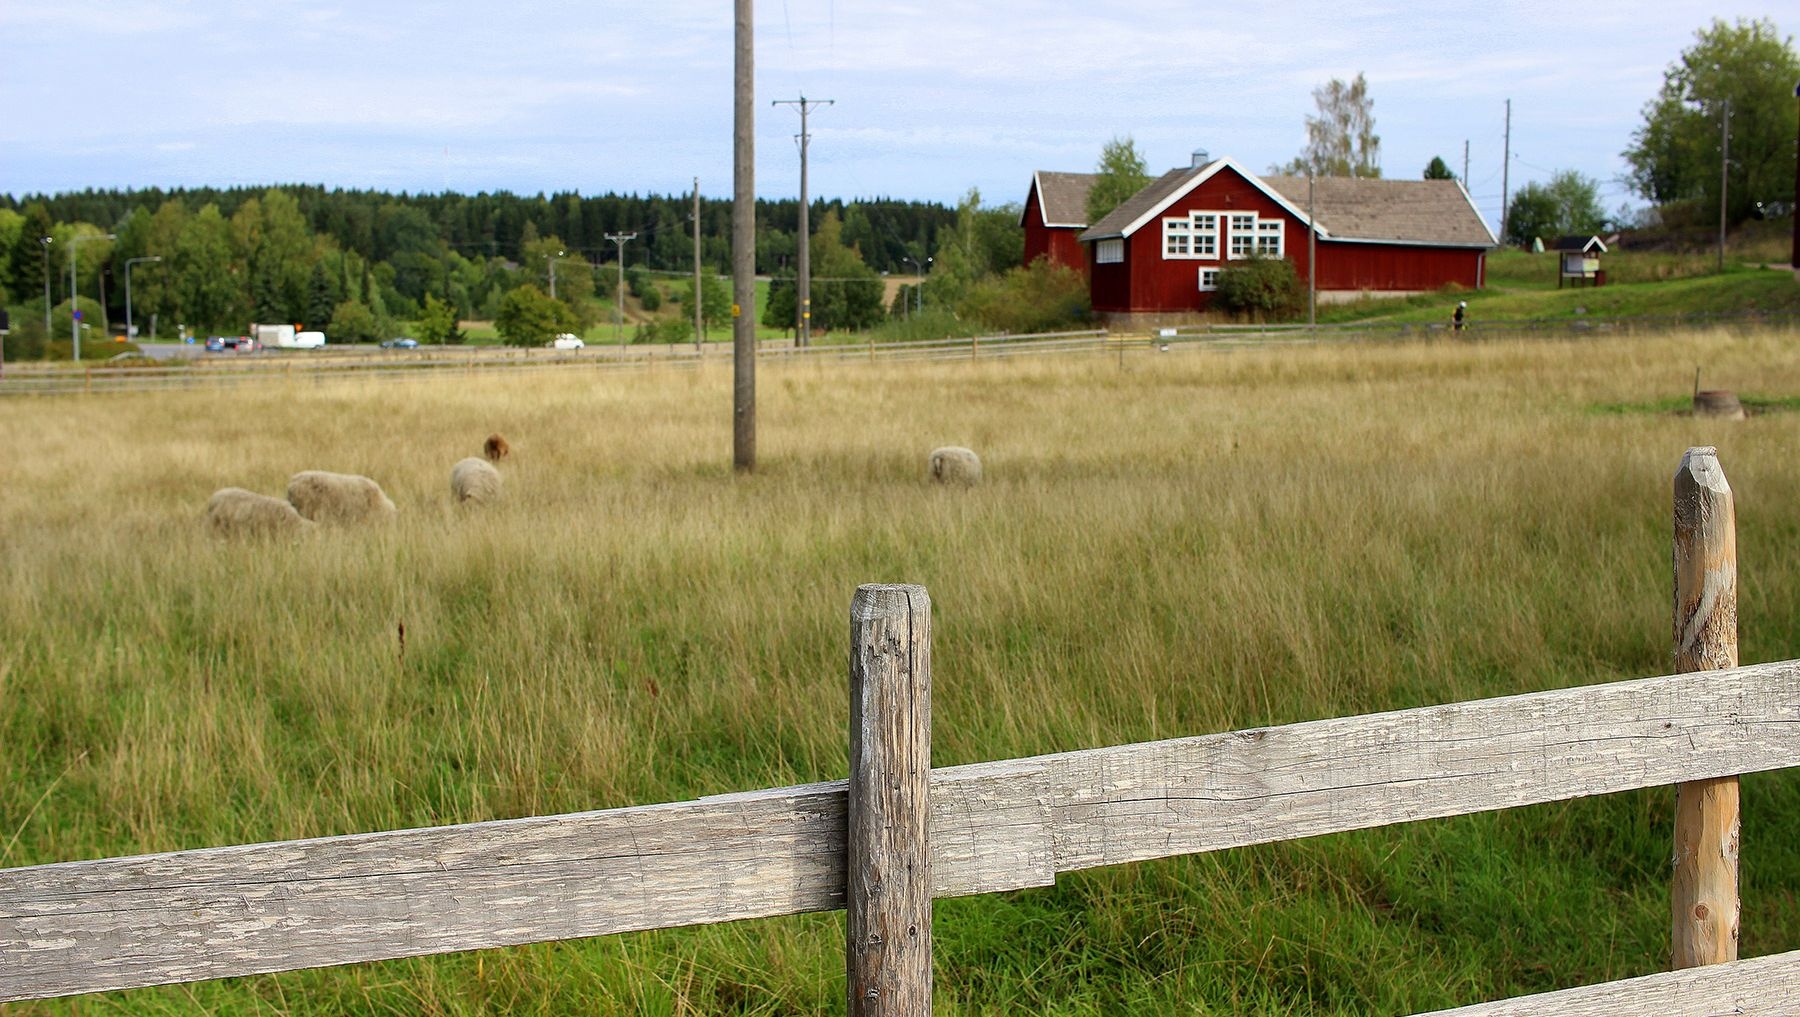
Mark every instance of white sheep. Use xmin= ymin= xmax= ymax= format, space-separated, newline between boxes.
xmin=206 ymin=488 xmax=316 ymax=539
xmin=450 ymin=457 xmax=502 ymax=504
xmin=928 ymin=446 xmax=982 ymax=485
xmin=286 ymin=470 xmax=398 ymax=525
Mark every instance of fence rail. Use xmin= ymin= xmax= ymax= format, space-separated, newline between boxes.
xmin=1 ymin=448 xmax=1795 ymax=1012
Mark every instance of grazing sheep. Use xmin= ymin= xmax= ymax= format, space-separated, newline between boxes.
xmin=483 ymin=433 xmax=511 ymax=462
xmin=928 ymin=446 xmax=982 ymax=485
xmin=450 ymin=457 xmax=503 ymax=504
xmin=286 ymin=470 xmax=397 ymax=525
xmin=206 ymin=488 xmax=316 ymax=539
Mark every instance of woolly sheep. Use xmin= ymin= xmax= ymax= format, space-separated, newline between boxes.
xmin=206 ymin=487 xmax=316 ymax=539
xmin=928 ymin=446 xmax=982 ymax=485
xmin=286 ymin=470 xmax=397 ymax=525
xmin=450 ymin=456 xmax=503 ymax=504
xmin=483 ymin=433 xmax=510 ymax=462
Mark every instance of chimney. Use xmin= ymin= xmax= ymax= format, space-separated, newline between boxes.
xmin=1191 ymin=148 xmax=1210 ymax=168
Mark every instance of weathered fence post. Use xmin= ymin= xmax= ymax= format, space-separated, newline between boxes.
xmin=1671 ymin=445 xmax=1740 ymax=969
xmin=848 ymin=584 xmax=933 ymax=1016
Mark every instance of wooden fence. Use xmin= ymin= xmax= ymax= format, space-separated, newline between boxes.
xmin=3 ymin=446 xmax=1798 ymax=1012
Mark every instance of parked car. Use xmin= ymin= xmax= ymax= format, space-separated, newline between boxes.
xmin=552 ymin=333 xmax=584 ymax=350
xmin=204 ymin=336 xmax=225 ymax=352
xmin=380 ymin=337 xmax=419 ymax=349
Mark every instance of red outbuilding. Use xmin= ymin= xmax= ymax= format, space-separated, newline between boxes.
xmin=1021 ymin=170 xmax=1098 ymax=278
xmin=1071 ymin=156 xmax=1496 ymax=325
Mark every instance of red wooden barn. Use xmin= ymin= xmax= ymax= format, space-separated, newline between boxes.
xmin=1072 ymin=156 xmax=1496 ymax=324
xmin=1021 ymin=170 xmax=1098 ymax=277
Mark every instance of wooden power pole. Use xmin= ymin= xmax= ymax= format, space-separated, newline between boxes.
xmin=693 ymin=176 xmax=703 ymax=351
xmin=732 ymin=0 xmax=755 ymax=471
xmin=774 ymin=95 xmax=832 ymax=348
xmin=1499 ymin=99 xmax=1511 ymax=245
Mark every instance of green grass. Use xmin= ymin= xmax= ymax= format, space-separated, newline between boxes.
xmin=4 ymin=329 xmax=1800 ymax=1013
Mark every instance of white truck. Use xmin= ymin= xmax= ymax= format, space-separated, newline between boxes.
xmin=252 ymin=324 xmax=327 ymax=349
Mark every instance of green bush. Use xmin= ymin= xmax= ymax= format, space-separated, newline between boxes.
xmin=633 ymin=317 xmax=693 ymax=344
xmin=638 ymin=284 xmax=662 ymax=313
xmin=1213 ymin=255 xmax=1304 ymax=319
xmin=955 ymin=258 xmax=1091 ymax=334
xmin=495 ymin=284 xmax=579 ymax=347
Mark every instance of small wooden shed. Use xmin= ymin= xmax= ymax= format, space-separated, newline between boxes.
xmin=1553 ymin=235 xmax=1607 ymax=288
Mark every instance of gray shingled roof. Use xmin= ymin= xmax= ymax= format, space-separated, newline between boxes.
xmin=1078 ymin=166 xmax=1205 ymax=242
xmin=1033 ymin=171 xmax=1099 ymax=227
xmin=1261 ymin=176 xmax=1493 ymax=246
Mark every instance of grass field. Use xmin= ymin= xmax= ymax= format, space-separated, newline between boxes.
xmin=4 ymin=327 xmax=1800 ymax=1013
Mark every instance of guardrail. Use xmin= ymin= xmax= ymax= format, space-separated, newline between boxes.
xmin=0 ymin=450 xmax=1793 ymax=1012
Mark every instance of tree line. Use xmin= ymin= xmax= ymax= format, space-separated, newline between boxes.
xmin=0 ymin=185 xmax=961 ymax=353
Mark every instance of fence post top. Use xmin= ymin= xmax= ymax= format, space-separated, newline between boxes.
xmin=851 ymin=584 xmax=930 ymax=621
xmin=1675 ymin=447 xmax=1730 ymax=496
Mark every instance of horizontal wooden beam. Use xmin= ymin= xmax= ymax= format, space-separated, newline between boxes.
xmin=1408 ymin=948 xmax=1800 ymax=1015
xmin=3 ymin=659 xmax=1796 ymax=1001
xmin=0 ymin=764 xmax=1055 ymax=1001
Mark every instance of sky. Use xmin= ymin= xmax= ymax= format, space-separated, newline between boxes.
xmin=0 ymin=2 xmax=1785 ymax=233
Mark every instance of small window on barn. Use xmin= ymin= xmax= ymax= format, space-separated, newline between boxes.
xmin=1228 ymin=213 xmax=1257 ymax=259
xmin=1193 ymin=213 xmax=1219 ymax=258
xmin=1256 ymin=219 xmax=1284 ymax=256
xmin=1198 ymin=268 xmax=1219 ymax=291
xmin=1096 ymin=239 xmax=1124 ymax=264
xmin=1163 ymin=218 xmax=1191 ymax=257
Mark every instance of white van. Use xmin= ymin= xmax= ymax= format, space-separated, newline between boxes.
xmin=292 ymin=331 xmax=327 ymax=349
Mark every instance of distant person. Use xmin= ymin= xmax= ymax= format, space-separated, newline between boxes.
xmin=1452 ymin=301 xmax=1467 ymax=333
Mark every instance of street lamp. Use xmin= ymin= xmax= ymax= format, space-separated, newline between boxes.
xmin=69 ymin=232 xmax=117 ymax=362
xmin=40 ymin=237 xmax=53 ymax=340
xmin=900 ymin=255 xmax=932 ymax=319
xmin=547 ymin=250 xmax=566 ymax=299
xmin=125 ymin=256 xmax=163 ymax=345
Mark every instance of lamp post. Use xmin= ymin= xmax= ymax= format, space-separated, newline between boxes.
xmin=899 ymin=255 xmax=931 ymax=319
xmin=125 ymin=256 xmax=163 ymax=345
xmin=547 ymin=250 xmax=566 ymax=299
xmin=40 ymin=237 xmax=53 ymax=340
xmin=70 ymin=233 xmax=117 ymax=363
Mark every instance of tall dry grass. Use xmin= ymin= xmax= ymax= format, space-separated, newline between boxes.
xmin=3 ymin=328 xmax=1799 ymax=1013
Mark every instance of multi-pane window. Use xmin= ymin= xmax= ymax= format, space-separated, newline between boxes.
xmin=1198 ymin=268 xmax=1220 ymax=291
xmin=1256 ymin=219 xmax=1284 ymax=256
xmin=1228 ymin=214 xmax=1257 ymax=259
xmin=1164 ymin=218 xmax=1191 ymax=256
xmin=1096 ymin=238 xmax=1124 ymax=264
xmin=1163 ymin=212 xmax=1220 ymax=260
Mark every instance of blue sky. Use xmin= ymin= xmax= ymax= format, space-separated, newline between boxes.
xmin=0 ymin=2 xmax=1783 ymax=232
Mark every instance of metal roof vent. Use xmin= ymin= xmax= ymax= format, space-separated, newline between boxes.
xmin=1191 ymin=148 xmax=1210 ymax=168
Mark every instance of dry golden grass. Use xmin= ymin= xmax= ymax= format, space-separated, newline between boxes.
xmin=3 ymin=328 xmax=1799 ymax=1014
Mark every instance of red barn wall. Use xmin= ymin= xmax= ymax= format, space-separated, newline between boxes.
xmin=1310 ymin=242 xmax=1483 ymax=291
xmin=1022 ymin=184 xmax=1091 ymax=278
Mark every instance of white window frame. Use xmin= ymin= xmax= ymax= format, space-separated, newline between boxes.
xmin=1198 ymin=268 xmax=1220 ymax=291
xmin=1256 ymin=219 xmax=1284 ymax=256
xmin=1162 ymin=217 xmax=1191 ymax=257
xmin=1096 ymin=238 xmax=1124 ymax=264
xmin=1227 ymin=213 xmax=1258 ymax=260
xmin=1192 ymin=213 xmax=1219 ymax=258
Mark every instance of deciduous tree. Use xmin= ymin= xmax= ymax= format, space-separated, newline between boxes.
xmin=1085 ymin=136 xmax=1152 ymax=225
xmin=1624 ymin=18 xmax=1800 ymax=224
xmin=495 ymin=283 xmax=577 ymax=346
xmin=1279 ymin=74 xmax=1382 ymax=178
xmin=1505 ymin=170 xmax=1607 ymax=245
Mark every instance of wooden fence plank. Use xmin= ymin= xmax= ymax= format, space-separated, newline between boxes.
xmin=1407 ymin=948 xmax=1800 ymax=1016
xmin=0 ymin=763 xmax=1054 ymax=1002
xmin=3 ymin=659 xmax=1796 ymax=1001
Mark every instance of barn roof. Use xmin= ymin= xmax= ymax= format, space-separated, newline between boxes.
xmin=1028 ymin=171 xmax=1099 ymax=228
xmin=1262 ymin=175 xmax=1496 ymax=247
xmin=1077 ymin=157 xmax=1496 ymax=249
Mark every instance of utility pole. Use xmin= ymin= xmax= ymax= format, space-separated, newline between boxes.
xmin=547 ymin=249 xmax=565 ymax=299
xmin=773 ymin=94 xmax=833 ymax=347
xmin=1718 ymin=99 xmax=1731 ymax=274
xmin=693 ymin=176 xmax=703 ymax=352
xmin=606 ymin=232 xmax=637 ymax=345
xmin=1462 ymin=139 xmax=1469 ymax=184
xmin=1308 ymin=174 xmax=1317 ymax=330
xmin=1499 ymin=99 xmax=1512 ymax=246
xmin=40 ymin=237 xmax=53 ymax=342
xmin=732 ymin=0 xmax=755 ymax=472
